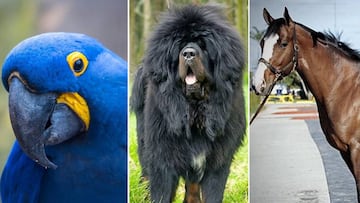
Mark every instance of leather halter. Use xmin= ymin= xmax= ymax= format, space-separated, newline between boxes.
xmin=258 ymin=24 xmax=299 ymax=80
xmin=250 ymin=25 xmax=299 ymax=125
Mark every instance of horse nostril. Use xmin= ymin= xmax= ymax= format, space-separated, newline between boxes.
xmin=259 ymin=80 xmax=266 ymax=93
xmin=261 ymin=80 xmax=266 ymax=87
xmin=260 ymin=86 xmax=265 ymax=92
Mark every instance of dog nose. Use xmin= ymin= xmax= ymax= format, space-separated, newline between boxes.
xmin=182 ymin=47 xmax=197 ymax=60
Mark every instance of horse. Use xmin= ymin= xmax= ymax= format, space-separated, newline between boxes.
xmin=252 ymin=7 xmax=360 ymax=202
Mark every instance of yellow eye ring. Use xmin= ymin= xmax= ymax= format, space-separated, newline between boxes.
xmin=67 ymin=51 xmax=89 ymax=76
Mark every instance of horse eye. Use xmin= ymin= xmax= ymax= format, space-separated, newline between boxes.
xmin=280 ymin=42 xmax=288 ymax=48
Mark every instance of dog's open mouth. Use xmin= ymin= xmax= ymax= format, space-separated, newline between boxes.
xmin=184 ymin=67 xmax=204 ymax=98
xmin=185 ymin=74 xmax=197 ymax=85
xmin=185 ymin=67 xmax=198 ymax=85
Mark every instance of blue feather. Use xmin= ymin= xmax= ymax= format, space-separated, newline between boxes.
xmin=1 ymin=142 xmax=45 ymax=203
xmin=1 ymin=32 xmax=127 ymax=203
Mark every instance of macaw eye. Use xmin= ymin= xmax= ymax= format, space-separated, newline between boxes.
xmin=73 ymin=59 xmax=84 ymax=72
xmin=67 ymin=51 xmax=89 ymax=76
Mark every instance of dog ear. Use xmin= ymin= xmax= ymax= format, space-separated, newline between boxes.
xmin=263 ymin=8 xmax=274 ymax=25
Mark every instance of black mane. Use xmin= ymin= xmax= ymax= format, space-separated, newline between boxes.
xmin=264 ymin=18 xmax=360 ymax=61
xmin=297 ymin=23 xmax=360 ymax=61
xmin=321 ymin=31 xmax=360 ymax=61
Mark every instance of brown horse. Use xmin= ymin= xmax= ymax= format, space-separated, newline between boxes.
xmin=252 ymin=8 xmax=360 ymax=202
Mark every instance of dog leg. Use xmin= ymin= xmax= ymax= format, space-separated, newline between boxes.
xmin=200 ymin=165 xmax=231 ymax=203
xmin=184 ymin=181 xmax=201 ymax=203
xmin=149 ymin=167 xmax=179 ymax=202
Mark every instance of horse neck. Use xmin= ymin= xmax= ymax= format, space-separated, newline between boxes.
xmin=295 ymin=29 xmax=358 ymax=103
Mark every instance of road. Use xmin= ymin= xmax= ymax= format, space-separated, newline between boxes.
xmin=250 ymin=103 xmax=357 ymax=203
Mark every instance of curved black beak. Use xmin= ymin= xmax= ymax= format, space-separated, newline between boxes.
xmin=8 ymin=77 xmax=85 ymax=169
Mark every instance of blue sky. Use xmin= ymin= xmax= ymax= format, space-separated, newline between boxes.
xmin=250 ymin=0 xmax=360 ymax=71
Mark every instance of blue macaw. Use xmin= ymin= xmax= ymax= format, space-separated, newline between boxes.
xmin=0 ymin=32 xmax=127 ymax=203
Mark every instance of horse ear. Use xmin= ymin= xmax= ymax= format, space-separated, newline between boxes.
xmin=283 ymin=7 xmax=293 ymax=25
xmin=263 ymin=8 xmax=274 ymax=25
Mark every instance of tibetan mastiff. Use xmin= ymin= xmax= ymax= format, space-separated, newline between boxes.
xmin=131 ymin=4 xmax=245 ymax=203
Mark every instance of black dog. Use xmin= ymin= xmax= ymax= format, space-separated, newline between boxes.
xmin=131 ymin=4 xmax=246 ymax=203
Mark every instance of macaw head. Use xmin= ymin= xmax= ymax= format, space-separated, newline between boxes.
xmin=2 ymin=32 xmax=125 ymax=169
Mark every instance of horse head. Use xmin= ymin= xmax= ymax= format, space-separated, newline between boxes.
xmin=252 ymin=7 xmax=298 ymax=95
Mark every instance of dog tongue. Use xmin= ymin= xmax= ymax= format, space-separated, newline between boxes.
xmin=185 ymin=75 xmax=197 ymax=85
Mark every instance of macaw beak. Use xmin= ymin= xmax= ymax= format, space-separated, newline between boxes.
xmin=8 ymin=77 xmax=90 ymax=169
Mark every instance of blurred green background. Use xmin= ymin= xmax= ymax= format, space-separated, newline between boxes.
xmin=0 ymin=0 xmax=127 ymax=179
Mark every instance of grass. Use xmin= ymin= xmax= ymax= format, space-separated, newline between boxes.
xmin=129 ymin=114 xmax=148 ymax=202
xmin=250 ymin=92 xmax=261 ymax=114
xmin=129 ymin=114 xmax=248 ymax=202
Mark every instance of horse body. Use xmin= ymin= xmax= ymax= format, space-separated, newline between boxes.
xmin=296 ymin=28 xmax=360 ymax=151
xmin=253 ymin=7 xmax=360 ymax=201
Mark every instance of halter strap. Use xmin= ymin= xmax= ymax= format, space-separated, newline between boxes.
xmin=250 ymin=25 xmax=299 ymax=125
xmin=258 ymin=24 xmax=299 ymax=80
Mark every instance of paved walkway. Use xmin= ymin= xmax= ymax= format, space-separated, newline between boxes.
xmin=250 ymin=103 xmax=355 ymax=203
xmin=306 ymin=120 xmax=356 ymax=202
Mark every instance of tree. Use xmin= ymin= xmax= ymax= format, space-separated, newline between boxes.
xmin=250 ymin=26 xmax=265 ymax=41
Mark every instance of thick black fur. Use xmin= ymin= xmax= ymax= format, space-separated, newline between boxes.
xmin=131 ymin=4 xmax=246 ymax=203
